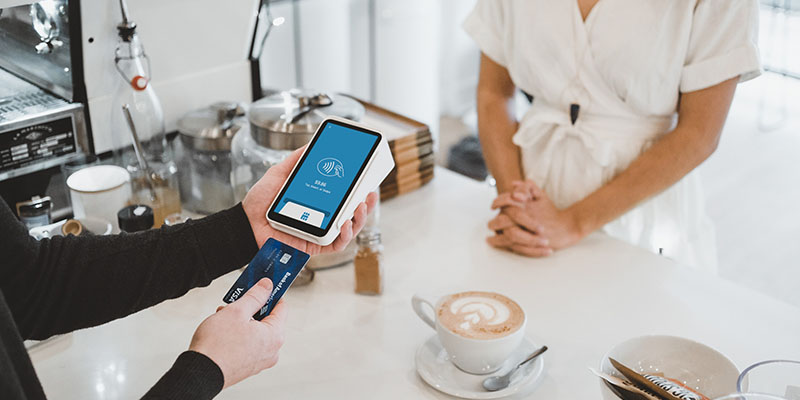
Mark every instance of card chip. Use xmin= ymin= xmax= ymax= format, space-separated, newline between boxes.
xmin=279 ymin=253 xmax=292 ymax=264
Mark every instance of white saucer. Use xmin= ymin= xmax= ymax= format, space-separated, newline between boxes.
xmin=415 ymin=335 xmax=545 ymax=399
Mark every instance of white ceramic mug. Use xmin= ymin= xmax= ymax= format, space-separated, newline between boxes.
xmin=412 ymin=293 xmax=527 ymax=375
xmin=67 ymin=165 xmax=131 ymax=232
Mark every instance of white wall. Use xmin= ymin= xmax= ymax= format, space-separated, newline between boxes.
xmin=257 ymin=0 xmax=442 ymax=137
xmin=258 ymin=0 xmax=370 ymax=98
xmin=438 ymin=0 xmax=480 ymax=118
xmin=298 ymin=0 xmax=366 ymax=96
xmin=373 ymin=0 xmax=441 ymax=135
xmin=81 ymin=0 xmax=259 ymax=153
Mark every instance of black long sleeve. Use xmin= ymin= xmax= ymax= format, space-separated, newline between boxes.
xmin=0 ymin=199 xmax=258 ymax=400
xmin=0 ymin=200 xmax=257 ymax=340
xmin=142 ymin=351 xmax=226 ymax=399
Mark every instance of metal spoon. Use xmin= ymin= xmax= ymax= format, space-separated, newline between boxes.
xmin=482 ymin=345 xmax=548 ymax=392
xmin=121 ymin=104 xmax=158 ymax=201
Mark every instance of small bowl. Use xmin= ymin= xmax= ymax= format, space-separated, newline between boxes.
xmin=599 ymin=335 xmax=740 ymax=400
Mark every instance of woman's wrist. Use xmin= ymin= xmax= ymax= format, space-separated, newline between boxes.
xmin=491 ymin=165 xmax=524 ymax=194
xmin=563 ymin=205 xmax=594 ymax=242
xmin=494 ymin=177 xmax=517 ymax=194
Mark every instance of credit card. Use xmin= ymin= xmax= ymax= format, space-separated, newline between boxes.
xmin=222 ymin=238 xmax=310 ymax=320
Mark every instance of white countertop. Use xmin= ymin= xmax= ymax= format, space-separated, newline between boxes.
xmin=30 ymin=168 xmax=800 ymax=399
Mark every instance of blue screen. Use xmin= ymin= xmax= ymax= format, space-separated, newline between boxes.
xmin=274 ymin=123 xmax=378 ymax=230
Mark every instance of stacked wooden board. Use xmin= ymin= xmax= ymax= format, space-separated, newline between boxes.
xmin=352 ymin=98 xmax=435 ymax=201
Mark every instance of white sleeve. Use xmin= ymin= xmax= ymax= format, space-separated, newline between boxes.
xmin=462 ymin=0 xmax=508 ymax=67
xmin=680 ymin=0 xmax=762 ymax=93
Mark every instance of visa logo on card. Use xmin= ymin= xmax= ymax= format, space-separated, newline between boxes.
xmin=222 ymin=238 xmax=310 ymax=320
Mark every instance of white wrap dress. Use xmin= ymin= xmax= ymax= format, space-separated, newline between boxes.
xmin=464 ymin=0 xmax=761 ymax=271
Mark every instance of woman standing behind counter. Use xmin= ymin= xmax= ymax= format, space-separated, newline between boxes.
xmin=465 ymin=0 xmax=761 ymax=269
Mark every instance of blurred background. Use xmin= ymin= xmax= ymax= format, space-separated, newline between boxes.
xmin=256 ymin=0 xmax=800 ymax=307
xmin=255 ymin=0 xmax=800 ymax=307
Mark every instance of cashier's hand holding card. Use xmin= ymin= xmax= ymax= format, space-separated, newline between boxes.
xmin=189 ymin=146 xmax=377 ymax=389
xmin=242 ymin=145 xmax=378 ymax=254
xmin=190 ymin=278 xmax=287 ymax=389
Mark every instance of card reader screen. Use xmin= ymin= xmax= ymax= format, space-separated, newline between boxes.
xmin=272 ymin=121 xmax=379 ymax=233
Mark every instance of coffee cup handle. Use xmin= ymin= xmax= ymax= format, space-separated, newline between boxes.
xmin=411 ymin=294 xmax=436 ymax=330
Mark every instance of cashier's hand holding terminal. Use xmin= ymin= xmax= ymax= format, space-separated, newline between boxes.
xmin=242 ymin=142 xmax=379 ymax=254
xmin=263 ymin=117 xmax=394 ymax=246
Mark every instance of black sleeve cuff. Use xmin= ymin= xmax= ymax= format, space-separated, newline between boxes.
xmin=142 ymin=351 xmax=224 ymax=400
xmin=190 ymin=202 xmax=259 ymax=277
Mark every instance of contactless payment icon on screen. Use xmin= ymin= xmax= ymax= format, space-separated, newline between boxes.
xmin=267 ymin=117 xmax=395 ymax=246
xmin=317 ymin=157 xmax=344 ymax=178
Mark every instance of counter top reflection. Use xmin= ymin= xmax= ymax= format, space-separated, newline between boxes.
xmin=30 ymin=168 xmax=800 ymax=399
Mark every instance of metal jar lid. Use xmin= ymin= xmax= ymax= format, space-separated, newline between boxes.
xmin=177 ymin=102 xmax=246 ymax=152
xmin=248 ymin=89 xmax=365 ymax=150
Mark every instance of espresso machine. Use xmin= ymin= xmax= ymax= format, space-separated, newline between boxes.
xmin=0 ymin=0 xmax=90 ymax=220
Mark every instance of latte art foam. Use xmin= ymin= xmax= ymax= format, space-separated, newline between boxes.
xmin=438 ymin=291 xmax=524 ymax=340
xmin=449 ymin=297 xmax=511 ymax=330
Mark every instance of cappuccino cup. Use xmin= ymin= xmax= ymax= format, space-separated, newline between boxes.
xmin=412 ymin=291 xmax=527 ymax=374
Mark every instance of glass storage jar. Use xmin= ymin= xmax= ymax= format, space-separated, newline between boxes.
xmin=176 ymin=102 xmax=244 ymax=214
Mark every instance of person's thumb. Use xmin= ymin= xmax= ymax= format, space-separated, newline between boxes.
xmin=229 ymin=278 xmax=274 ymax=318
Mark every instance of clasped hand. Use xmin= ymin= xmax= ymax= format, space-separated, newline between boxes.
xmin=487 ymin=180 xmax=583 ymax=257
